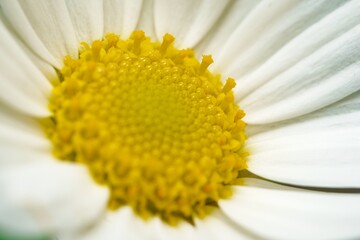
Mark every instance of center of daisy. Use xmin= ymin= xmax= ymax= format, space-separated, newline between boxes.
xmin=42 ymin=31 xmax=247 ymax=225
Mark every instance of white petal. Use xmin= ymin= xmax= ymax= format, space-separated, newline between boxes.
xmin=234 ymin=0 xmax=360 ymax=101
xmin=0 ymin=161 xmax=109 ymax=235
xmin=193 ymin=211 xmax=251 ymax=240
xmin=136 ymin=0 xmax=157 ymax=40
xmin=196 ymin=0 xmax=261 ymax=59
xmin=242 ymin=25 xmax=360 ymax=124
xmin=65 ymin=0 xmax=104 ymax=44
xmin=246 ymin=92 xmax=360 ymax=188
xmin=155 ymin=220 xmax=197 ymax=240
xmin=214 ymin=0 xmax=346 ymax=77
xmin=0 ymin=96 xmax=51 ymax=167
xmin=0 ymin=61 xmax=50 ymax=117
xmin=154 ymin=210 xmax=252 ymax=240
xmin=78 ymin=208 xmax=251 ymax=240
xmin=153 ymin=0 xmax=230 ymax=48
xmin=0 ymin=0 xmax=60 ymax=67
xmin=0 ymin=106 xmax=50 ymax=153
xmin=0 ymin=142 xmax=52 ymax=167
xmin=0 ymin=12 xmax=59 ymax=84
xmin=24 ymin=48 xmax=59 ymax=85
xmin=223 ymin=0 xmax=360 ymax=124
xmin=0 ymin=20 xmax=51 ymax=117
xmin=104 ymin=0 xmax=143 ymax=38
xmin=0 ymin=0 xmax=79 ymax=67
xmin=215 ymin=0 xmax=289 ymax=72
xmin=75 ymin=207 xmax=159 ymax=240
xmin=220 ymin=178 xmax=360 ymax=240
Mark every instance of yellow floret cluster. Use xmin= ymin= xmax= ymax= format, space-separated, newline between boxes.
xmin=42 ymin=31 xmax=247 ymax=225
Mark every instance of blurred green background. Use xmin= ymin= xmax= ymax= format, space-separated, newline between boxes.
xmin=0 ymin=230 xmax=50 ymax=240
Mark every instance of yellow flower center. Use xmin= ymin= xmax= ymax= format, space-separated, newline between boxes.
xmin=42 ymin=31 xmax=247 ymax=225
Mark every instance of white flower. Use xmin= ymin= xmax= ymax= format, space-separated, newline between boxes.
xmin=0 ymin=0 xmax=360 ymax=239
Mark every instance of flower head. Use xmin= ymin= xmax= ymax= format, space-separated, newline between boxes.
xmin=0 ymin=0 xmax=360 ymax=239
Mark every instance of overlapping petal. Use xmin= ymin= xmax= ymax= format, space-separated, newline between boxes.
xmin=73 ymin=207 xmax=158 ymax=240
xmin=104 ymin=0 xmax=143 ymax=38
xmin=0 ymin=0 xmax=78 ymax=67
xmin=246 ymin=91 xmax=360 ymax=187
xmin=0 ymin=20 xmax=51 ymax=116
xmin=153 ymin=0 xmax=230 ymax=48
xmin=220 ymin=178 xmax=360 ymax=240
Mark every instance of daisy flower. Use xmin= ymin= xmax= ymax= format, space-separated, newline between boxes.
xmin=0 ymin=0 xmax=360 ymax=239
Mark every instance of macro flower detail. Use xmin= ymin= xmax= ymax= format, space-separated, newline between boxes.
xmin=43 ymin=31 xmax=247 ymax=225
xmin=0 ymin=0 xmax=360 ymax=240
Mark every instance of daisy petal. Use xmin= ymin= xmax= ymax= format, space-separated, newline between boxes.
xmin=229 ymin=0 xmax=360 ymax=123
xmin=0 ymin=13 xmax=59 ymax=83
xmin=0 ymin=106 xmax=50 ymax=153
xmin=136 ymin=0 xmax=157 ymax=40
xmin=153 ymin=0 xmax=230 ymax=48
xmin=74 ymin=207 xmax=159 ymax=240
xmin=214 ymin=0 xmax=346 ymax=75
xmin=220 ymin=178 xmax=360 ymax=240
xmin=0 ymin=102 xmax=51 ymax=167
xmin=193 ymin=210 xmax=252 ymax=240
xmin=24 ymin=48 xmax=59 ymax=85
xmin=104 ymin=0 xmax=143 ymax=38
xmin=242 ymin=25 xmax=360 ymax=124
xmin=64 ymin=0 xmax=104 ymax=44
xmin=155 ymin=220 xmax=197 ymax=240
xmin=0 ymin=162 xmax=109 ymax=235
xmin=0 ymin=144 xmax=51 ymax=167
xmin=246 ymin=92 xmax=360 ymax=188
xmin=0 ymin=21 xmax=51 ymax=117
xmin=233 ymin=0 xmax=360 ymax=101
xmin=0 ymin=0 xmax=60 ymax=67
xmin=77 ymin=209 xmax=251 ymax=240
xmin=196 ymin=0 xmax=260 ymax=59
xmin=0 ymin=0 xmax=79 ymax=67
